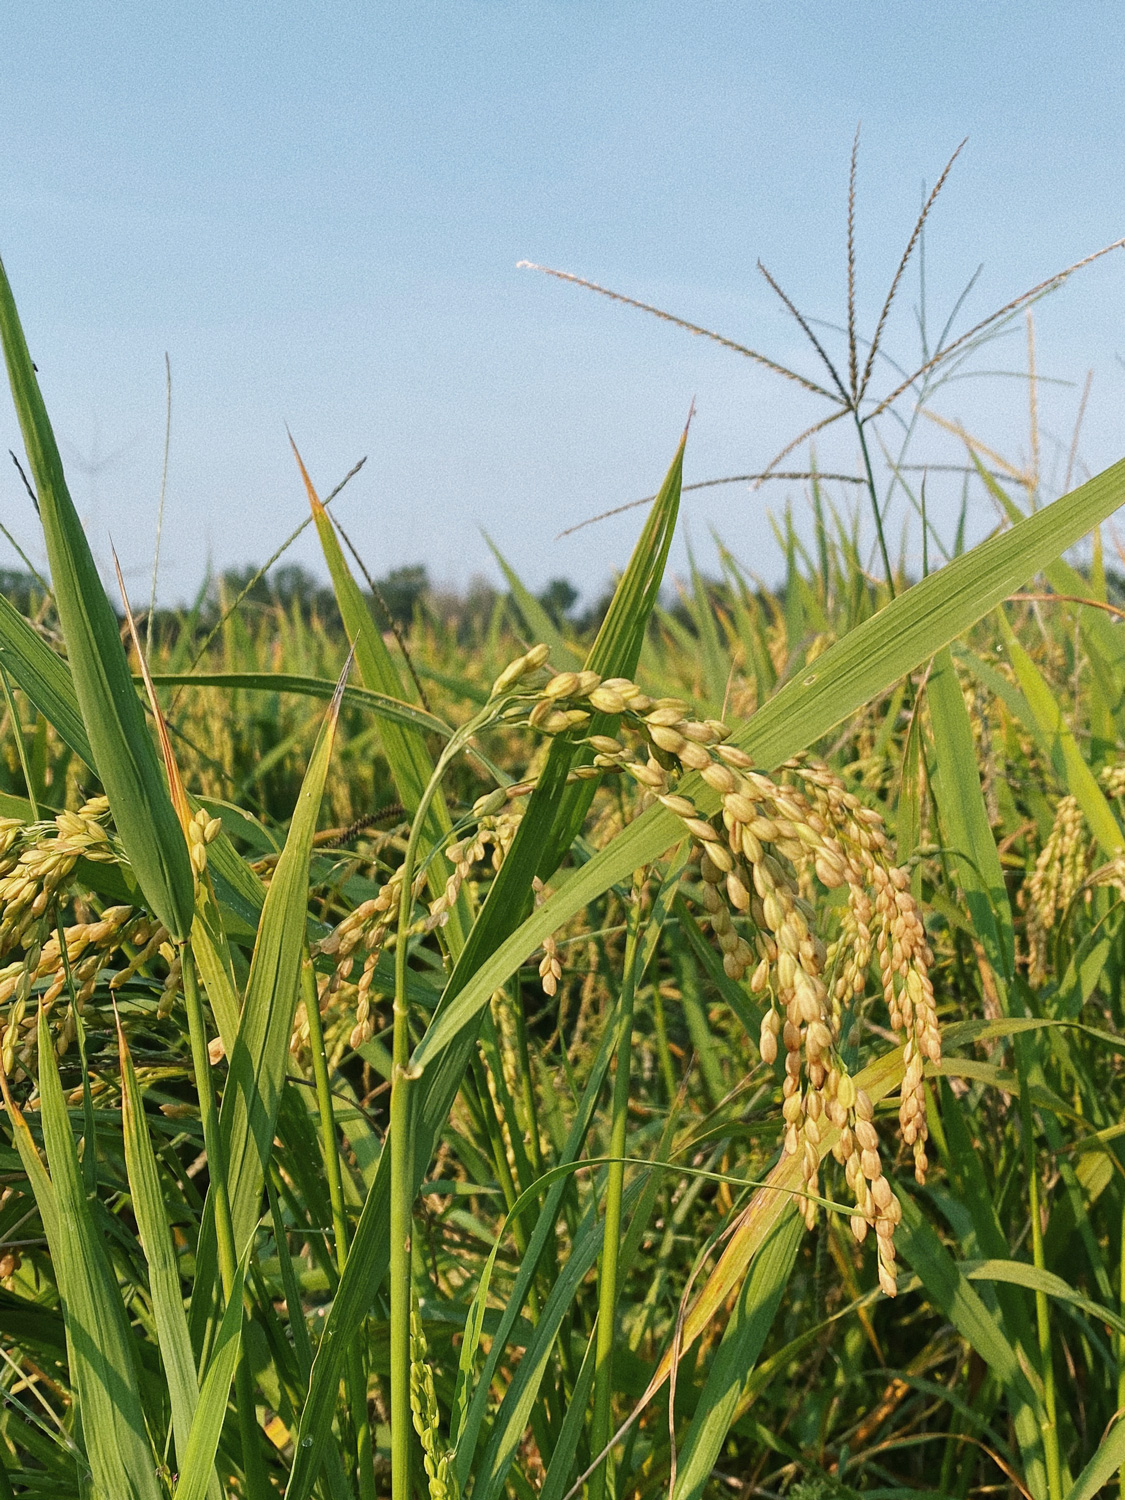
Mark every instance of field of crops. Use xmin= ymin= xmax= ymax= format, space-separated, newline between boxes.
xmin=6 ymin=221 xmax=1125 ymax=1500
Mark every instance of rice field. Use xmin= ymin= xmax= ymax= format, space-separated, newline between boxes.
xmin=4 ymin=197 xmax=1125 ymax=1500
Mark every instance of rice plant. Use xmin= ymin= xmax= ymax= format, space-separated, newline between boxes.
xmin=5 ymin=158 xmax=1125 ymax=1500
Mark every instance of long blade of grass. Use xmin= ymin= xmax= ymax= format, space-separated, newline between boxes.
xmin=35 ymin=1005 xmax=164 ymax=1500
xmin=896 ymin=1198 xmax=1049 ymax=1500
xmin=191 ymin=881 xmax=243 ymax=1052
xmin=926 ymin=646 xmax=1015 ymax=983
xmin=0 ymin=591 xmax=91 ymax=765
xmin=171 ymin=1248 xmax=250 ymax=1500
xmin=0 ymin=1063 xmax=58 ymax=1247
xmin=190 ymin=661 xmax=348 ymax=1364
xmin=964 ymin=1258 xmax=1125 ymax=1336
xmin=487 ymin=535 xmax=582 ymax=668
xmin=0 ymin=254 xmax=194 ymax=940
xmin=117 ymin=1012 xmax=208 ymax=1484
xmin=1065 ymin=1419 xmax=1125 ymax=1500
xmin=670 ymin=1211 xmax=803 ymax=1500
xmin=450 ymin=1005 xmax=622 ymax=1483
xmin=222 ymin=663 xmax=349 ymax=1251
xmin=971 ymin=449 xmax=1125 ymax=721
xmin=537 ymin=1322 xmax=599 ymax=1500
xmin=537 ymin=423 xmax=686 ymax=873
xmin=997 ymin=611 xmax=1122 ymax=856
xmin=935 ymin=1076 xmax=1039 ymax=1370
xmin=474 ymin=1181 xmax=645 ymax=1500
xmin=454 ymin=859 xmax=688 ymax=1488
xmin=150 ymin=671 xmax=451 ymax=739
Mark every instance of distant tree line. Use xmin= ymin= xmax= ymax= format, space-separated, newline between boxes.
xmin=203 ymin=564 xmax=609 ymax=635
xmin=0 ymin=561 xmax=619 ymax=643
xmin=14 ymin=556 xmax=1110 ymax=645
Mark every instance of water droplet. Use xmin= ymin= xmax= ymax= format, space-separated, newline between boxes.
xmin=301 ymin=1437 xmax=313 ymax=1449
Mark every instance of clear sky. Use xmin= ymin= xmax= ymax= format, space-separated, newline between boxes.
xmin=2 ymin=1 xmax=1124 ymax=606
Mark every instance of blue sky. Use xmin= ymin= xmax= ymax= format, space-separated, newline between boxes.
xmin=2 ymin=2 xmax=1124 ymax=605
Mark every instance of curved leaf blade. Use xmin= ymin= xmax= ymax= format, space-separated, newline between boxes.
xmin=118 ymin=1018 xmax=204 ymax=1481
xmin=0 ymin=254 xmax=194 ymax=939
xmin=36 ymin=1006 xmax=164 ymax=1500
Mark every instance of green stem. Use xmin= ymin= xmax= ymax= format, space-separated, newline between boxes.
xmin=1015 ymin=1036 xmax=1061 ymax=1500
xmin=589 ymin=905 xmax=641 ymax=1500
xmin=301 ymin=958 xmax=376 ymax=1500
xmin=856 ymin=416 xmax=895 ymax=600
xmin=182 ymin=944 xmax=268 ymax=1498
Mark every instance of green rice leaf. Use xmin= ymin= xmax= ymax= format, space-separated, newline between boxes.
xmin=190 ymin=882 xmax=243 ymax=1053
xmin=222 ymin=665 xmax=348 ymax=1251
xmin=150 ymin=672 xmax=451 ymax=740
xmin=0 ymin=255 xmax=194 ymax=940
xmin=35 ymin=1006 xmax=164 ymax=1500
xmin=895 ymin=1196 xmax=1048 ymax=1500
xmin=670 ymin=1212 xmax=803 ymax=1500
xmin=896 ymin=694 xmax=925 ymax=864
xmin=997 ymin=610 xmax=1122 ymax=856
xmin=963 ymin=1258 xmax=1125 ymax=1338
xmin=454 ymin=853 xmax=686 ymax=1487
xmin=0 ymin=591 xmax=91 ymax=765
xmin=171 ymin=1248 xmax=249 ymax=1500
xmin=449 ymin=1010 xmax=621 ymax=1485
xmin=537 ymin=1324 xmax=598 ymax=1500
xmin=1065 ymin=1417 xmax=1125 ymax=1500
xmin=117 ymin=1015 xmax=207 ymax=1484
xmin=473 ymin=1182 xmax=644 ymax=1500
xmin=935 ymin=1077 xmax=1039 ymax=1362
xmin=536 ymin=424 xmax=686 ymax=874
xmin=192 ymin=663 xmax=347 ymax=1349
xmin=0 ymin=1064 xmax=58 ymax=1247
xmin=970 ymin=451 xmax=1125 ymax=740
xmin=486 ymin=536 xmax=582 ymax=668
xmin=926 ymin=647 xmax=1015 ymax=984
